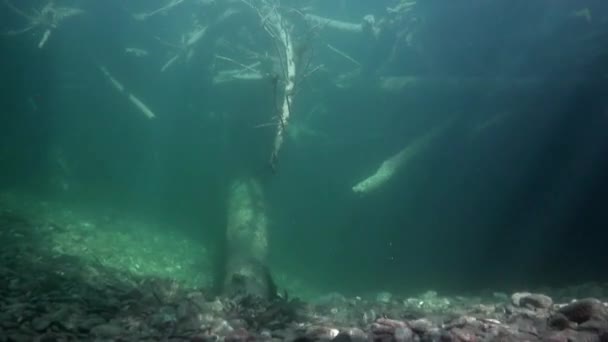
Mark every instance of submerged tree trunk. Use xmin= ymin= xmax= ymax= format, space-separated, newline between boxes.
xmin=222 ymin=177 xmax=276 ymax=299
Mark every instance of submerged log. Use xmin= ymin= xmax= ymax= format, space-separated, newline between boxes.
xmin=223 ymin=177 xmax=275 ymax=299
xmin=352 ymin=123 xmax=448 ymax=195
xmin=98 ymin=66 xmax=157 ymax=119
xmin=304 ymin=13 xmax=379 ymax=37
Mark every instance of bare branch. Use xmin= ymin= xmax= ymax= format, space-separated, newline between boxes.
xmin=215 ymin=55 xmax=262 ymax=74
xmin=3 ymin=0 xmax=83 ymax=48
xmin=327 ymin=44 xmax=361 ymax=67
xmin=99 ymin=66 xmax=157 ymax=119
xmin=133 ymin=0 xmax=185 ymax=21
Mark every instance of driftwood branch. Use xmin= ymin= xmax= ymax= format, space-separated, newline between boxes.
xmin=3 ymin=0 xmax=83 ymax=48
xmin=213 ymin=54 xmax=265 ymax=84
xmin=303 ymin=13 xmax=379 ymax=37
xmin=327 ymin=44 xmax=361 ymax=67
xmin=159 ymin=23 xmax=208 ymax=72
xmin=99 ymin=66 xmax=157 ymax=119
xmin=132 ymin=0 xmax=185 ymax=21
xmin=242 ymin=0 xmax=299 ymax=170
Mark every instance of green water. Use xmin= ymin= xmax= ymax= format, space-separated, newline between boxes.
xmin=1 ymin=0 xmax=607 ymax=299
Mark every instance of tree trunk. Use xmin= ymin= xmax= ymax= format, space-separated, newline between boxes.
xmin=222 ymin=177 xmax=275 ymax=299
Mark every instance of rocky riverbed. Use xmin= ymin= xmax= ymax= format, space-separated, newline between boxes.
xmin=2 ymin=199 xmax=608 ymax=341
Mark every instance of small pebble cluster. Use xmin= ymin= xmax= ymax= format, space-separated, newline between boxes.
xmin=2 ymin=209 xmax=608 ymax=341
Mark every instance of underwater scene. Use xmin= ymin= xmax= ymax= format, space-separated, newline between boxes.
xmin=1 ymin=0 xmax=608 ymax=341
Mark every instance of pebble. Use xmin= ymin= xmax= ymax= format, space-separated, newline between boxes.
xmin=394 ymin=326 xmax=414 ymax=341
xmin=90 ymin=323 xmax=123 ymax=338
xmin=77 ymin=316 xmax=106 ymax=332
xmin=512 ymin=292 xmax=553 ymax=309
xmin=31 ymin=316 xmax=52 ymax=332
xmin=340 ymin=327 xmax=368 ymax=342
xmin=521 ymin=294 xmax=554 ymax=309
xmin=409 ymin=318 xmax=433 ymax=334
